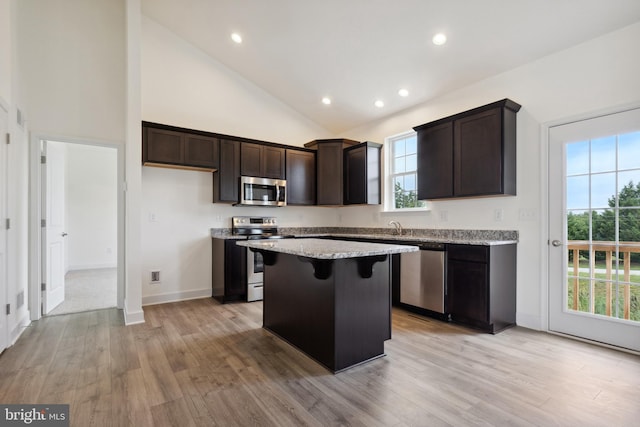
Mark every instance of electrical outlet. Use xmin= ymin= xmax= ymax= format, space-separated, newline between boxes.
xmin=439 ymin=210 xmax=449 ymax=222
xmin=150 ymin=271 xmax=161 ymax=283
xmin=494 ymin=208 xmax=504 ymax=222
xmin=149 ymin=213 xmax=157 ymax=222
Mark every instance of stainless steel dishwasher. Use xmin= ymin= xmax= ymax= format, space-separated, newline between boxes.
xmin=400 ymin=242 xmax=446 ymax=313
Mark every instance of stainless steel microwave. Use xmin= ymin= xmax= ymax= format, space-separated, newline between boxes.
xmin=238 ymin=176 xmax=286 ymax=207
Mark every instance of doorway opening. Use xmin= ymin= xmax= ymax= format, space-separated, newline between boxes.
xmin=39 ymin=139 xmax=120 ymax=316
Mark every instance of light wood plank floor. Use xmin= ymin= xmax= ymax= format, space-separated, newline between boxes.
xmin=0 ymin=298 xmax=638 ymax=426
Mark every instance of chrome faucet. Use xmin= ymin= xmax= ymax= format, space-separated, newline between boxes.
xmin=388 ymin=220 xmax=403 ymax=235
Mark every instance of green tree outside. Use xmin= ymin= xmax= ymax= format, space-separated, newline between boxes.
xmin=567 ymin=181 xmax=640 ymax=262
xmin=394 ymin=181 xmax=425 ymax=209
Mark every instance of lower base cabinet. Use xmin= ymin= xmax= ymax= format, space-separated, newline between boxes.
xmin=212 ymin=238 xmax=246 ymax=302
xmin=446 ymin=244 xmax=517 ymax=333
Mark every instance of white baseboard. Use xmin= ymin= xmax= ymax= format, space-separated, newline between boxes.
xmin=516 ymin=312 xmax=542 ymax=330
xmin=67 ymin=263 xmax=118 ymax=271
xmin=9 ymin=311 xmax=32 ymax=346
xmin=142 ymin=288 xmax=212 ymax=306
xmin=123 ymin=305 xmax=145 ymax=325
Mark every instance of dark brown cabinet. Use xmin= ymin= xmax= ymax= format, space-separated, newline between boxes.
xmin=416 ymin=122 xmax=453 ymax=199
xmin=305 ymin=139 xmax=359 ymax=205
xmin=414 ymin=99 xmax=520 ymax=200
xmin=143 ymin=124 xmax=219 ymax=171
xmin=241 ymin=142 xmax=285 ymax=179
xmin=446 ymin=243 xmax=516 ymax=333
xmin=285 ymin=149 xmax=316 ymax=205
xmin=212 ymin=238 xmax=247 ymax=303
xmin=213 ymin=139 xmax=241 ymax=203
xmin=344 ymin=142 xmax=382 ymax=205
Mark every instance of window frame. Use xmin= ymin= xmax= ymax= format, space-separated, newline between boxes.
xmin=383 ymin=130 xmax=428 ymax=212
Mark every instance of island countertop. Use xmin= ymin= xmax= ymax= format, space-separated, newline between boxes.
xmin=236 ymin=238 xmax=418 ymax=259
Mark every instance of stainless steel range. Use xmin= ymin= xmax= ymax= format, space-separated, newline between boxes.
xmin=232 ymin=216 xmax=290 ymax=302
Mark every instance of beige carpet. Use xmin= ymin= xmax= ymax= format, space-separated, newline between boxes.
xmin=48 ymin=268 xmax=117 ymax=316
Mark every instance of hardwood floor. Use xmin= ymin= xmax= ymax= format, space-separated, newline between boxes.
xmin=1 ymin=298 xmax=638 ymax=426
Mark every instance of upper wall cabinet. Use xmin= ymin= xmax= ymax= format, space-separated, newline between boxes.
xmin=344 ymin=142 xmax=382 ymax=205
xmin=413 ymin=99 xmax=521 ymax=200
xmin=304 ymin=139 xmax=359 ymax=205
xmin=241 ymin=142 xmax=285 ymax=179
xmin=286 ymin=148 xmax=316 ymax=205
xmin=214 ymin=139 xmax=241 ymax=203
xmin=143 ymin=123 xmax=219 ymax=171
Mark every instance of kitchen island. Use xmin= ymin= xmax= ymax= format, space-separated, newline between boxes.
xmin=236 ymin=238 xmax=418 ymax=372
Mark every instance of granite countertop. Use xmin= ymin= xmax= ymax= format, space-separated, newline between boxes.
xmin=212 ymin=227 xmax=518 ymax=246
xmin=236 ymin=238 xmax=419 ymax=259
xmin=288 ymin=233 xmax=517 ymax=246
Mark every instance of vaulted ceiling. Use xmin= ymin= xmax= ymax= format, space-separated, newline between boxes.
xmin=142 ymin=0 xmax=640 ymax=133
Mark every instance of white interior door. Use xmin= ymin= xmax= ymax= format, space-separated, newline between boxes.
xmin=548 ymin=106 xmax=640 ymax=352
xmin=0 ymin=106 xmax=8 ymax=351
xmin=43 ymin=141 xmax=67 ymax=314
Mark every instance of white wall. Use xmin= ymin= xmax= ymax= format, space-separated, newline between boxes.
xmin=15 ymin=0 xmax=132 ymax=322
xmin=140 ymin=17 xmax=337 ymax=304
xmin=64 ymin=143 xmax=118 ymax=270
xmin=0 ymin=0 xmax=10 ymax=100
xmin=17 ymin=0 xmax=126 ymax=141
xmin=339 ymin=22 xmax=640 ymax=329
xmin=2 ymin=0 xmax=31 ymax=345
xmin=141 ymin=17 xmax=332 ymax=146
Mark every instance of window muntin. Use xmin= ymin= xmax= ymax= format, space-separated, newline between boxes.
xmin=387 ymin=132 xmax=425 ymax=210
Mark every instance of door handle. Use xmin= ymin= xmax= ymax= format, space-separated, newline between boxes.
xmin=551 ymin=239 xmax=562 ymax=247
xmin=61 ymin=232 xmax=68 ymax=237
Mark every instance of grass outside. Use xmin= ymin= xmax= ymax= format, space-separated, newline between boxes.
xmin=566 ymin=271 xmax=640 ymax=321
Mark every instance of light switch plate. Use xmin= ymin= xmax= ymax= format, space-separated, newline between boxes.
xmin=519 ymin=208 xmax=537 ymax=221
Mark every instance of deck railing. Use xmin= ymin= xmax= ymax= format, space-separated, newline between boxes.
xmin=567 ymin=241 xmax=640 ymax=320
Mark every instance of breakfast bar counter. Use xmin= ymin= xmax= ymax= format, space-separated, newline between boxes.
xmin=237 ymin=238 xmax=417 ymax=372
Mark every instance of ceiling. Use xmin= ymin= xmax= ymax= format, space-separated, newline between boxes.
xmin=142 ymin=0 xmax=640 ymax=134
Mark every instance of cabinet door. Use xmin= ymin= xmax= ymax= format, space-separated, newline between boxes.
xmin=344 ymin=145 xmax=367 ymax=204
xmin=144 ymin=128 xmax=184 ymax=165
xmin=286 ymin=149 xmax=316 ymax=205
xmin=184 ymin=134 xmax=219 ymax=169
xmin=316 ymin=142 xmax=344 ymax=205
xmin=225 ymin=240 xmax=247 ymax=300
xmin=263 ymin=146 xmax=285 ymax=179
xmin=454 ymin=107 xmax=502 ymax=196
xmin=447 ymin=259 xmax=489 ymax=325
xmin=215 ymin=139 xmax=240 ymax=203
xmin=240 ymin=142 xmax=262 ymax=177
xmin=417 ymin=122 xmax=453 ymax=199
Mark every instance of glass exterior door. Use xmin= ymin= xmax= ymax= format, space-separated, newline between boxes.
xmin=549 ymin=107 xmax=640 ymax=352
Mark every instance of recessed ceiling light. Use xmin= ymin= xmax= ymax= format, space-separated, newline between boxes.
xmin=432 ymin=33 xmax=447 ymax=46
xmin=322 ymin=97 xmax=331 ymax=105
xmin=398 ymin=89 xmax=409 ymax=97
xmin=374 ymin=100 xmax=385 ymax=108
xmin=231 ymin=33 xmax=243 ymax=44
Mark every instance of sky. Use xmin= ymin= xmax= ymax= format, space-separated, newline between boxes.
xmin=566 ymin=131 xmax=640 ymax=211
